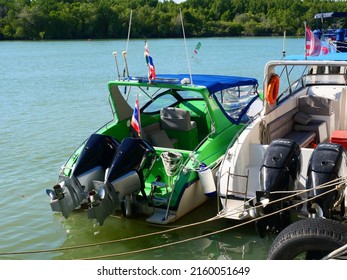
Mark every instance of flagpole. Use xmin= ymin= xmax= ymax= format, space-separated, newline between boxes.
xmin=180 ymin=8 xmax=193 ymax=86
xmin=137 ymin=93 xmax=142 ymax=138
xmin=113 ymin=51 xmax=120 ymax=80
xmin=131 ymin=93 xmax=142 ymax=138
xmin=126 ymin=10 xmax=133 ymax=53
xmin=304 ymin=21 xmax=307 ymax=60
xmin=282 ymin=31 xmax=286 ymax=58
xmin=122 ymin=10 xmax=132 ymax=79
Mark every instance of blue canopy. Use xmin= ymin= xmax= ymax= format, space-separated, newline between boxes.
xmin=314 ymin=12 xmax=347 ymax=19
xmin=285 ymin=52 xmax=347 ymax=61
xmin=154 ymin=74 xmax=258 ymax=94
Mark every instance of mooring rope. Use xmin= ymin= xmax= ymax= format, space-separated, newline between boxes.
xmin=0 ymin=215 xmax=219 ymax=256
xmin=82 ymin=185 xmax=342 ymax=260
xmin=322 ymin=243 xmax=347 ymax=260
xmin=0 ymin=178 xmax=345 ymax=259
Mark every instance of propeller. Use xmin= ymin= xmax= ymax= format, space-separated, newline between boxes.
xmin=98 ymin=187 xmax=106 ymax=200
xmin=88 ymin=186 xmax=106 ymax=207
xmin=46 ymin=189 xmax=56 ymax=200
xmin=260 ymin=198 xmax=270 ymax=207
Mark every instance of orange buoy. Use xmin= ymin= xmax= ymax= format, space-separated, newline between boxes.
xmin=266 ymin=74 xmax=280 ymax=105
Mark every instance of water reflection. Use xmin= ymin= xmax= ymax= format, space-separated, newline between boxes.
xmin=55 ymin=200 xmax=274 ymax=260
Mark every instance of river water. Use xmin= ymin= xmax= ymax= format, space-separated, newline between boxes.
xmin=0 ymin=37 xmax=303 ymax=260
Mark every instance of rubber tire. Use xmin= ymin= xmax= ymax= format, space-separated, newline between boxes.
xmin=267 ymin=218 xmax=347 ymax=260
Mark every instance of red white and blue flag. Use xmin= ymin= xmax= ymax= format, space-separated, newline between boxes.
xmin=305 ymin=26 xmax=321 ymax=56
xmin=131 ymin=95 xmax=141 ymax=137
xmin=144 ymin=41 xmax=156 ymax=81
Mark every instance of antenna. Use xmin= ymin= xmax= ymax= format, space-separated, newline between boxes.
xmin=113 ymin=51 xmax=120 ymax=80
xmin=122 ymin=51 xmax=130 ymax=78
xmin=126 ymin=10 xmax=133 ymax=53
xmin=179 ymin=8 xmax=193 ymax=86
xmin=122 ymin=10 xmax=133 ymax=79
xmin=282 ymin=31 xmax=286 ymax=58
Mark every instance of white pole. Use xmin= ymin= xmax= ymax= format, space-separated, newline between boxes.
xmin=122 ymin=10 xmax=133 ymax=79
xmin=122 ymin=51 xmax=129 ymax=78
xmin=126 ymin=10 xmax=133 ymax=53
xmin=282 ymin=31 xmax=286 ymax=58
xmin=180 ymin=8 xmax=193 ymax=86
xmin=113 ymin=51 xmax=120 ymax=80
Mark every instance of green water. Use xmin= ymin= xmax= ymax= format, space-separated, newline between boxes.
xmin=0 ymin=37 xmax=303 ymax=260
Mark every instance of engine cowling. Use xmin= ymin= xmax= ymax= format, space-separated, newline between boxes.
xmin=87 ymin=137 xmax=157 ymax=225
xmin=306 ymin=142 xmax=346 ymax=218
xmin=260 ymin=138 xmax=302 ymax=193
xmin=255 ymin=139 xmax=302 ymax=237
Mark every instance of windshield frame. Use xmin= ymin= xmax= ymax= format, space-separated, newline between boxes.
xmin=264 ymin=59 xmax=347 ymax=107
xmin=211 ymin=84 xmax=260 ymax=125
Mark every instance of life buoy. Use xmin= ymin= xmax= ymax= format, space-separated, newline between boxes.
xmin=267 ymin=218 xmax=347 ymax=260
xmin=266 ymin=74 xmax=280 ymax=105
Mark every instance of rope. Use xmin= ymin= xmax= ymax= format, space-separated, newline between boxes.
xmin=1 ymin=178 xmax=345 ymax=258
xmin=161 ymin=151 xmax=183 ymax=176
xmin=83 ymin=185 xmax=341 ymax=260
xmin=0 ymin=214 xmax=220 ymax=257
xmin=218 ymin=177 xmax=345 ymax=219
xmin=322 ymin=243 xmax=347 ymax=260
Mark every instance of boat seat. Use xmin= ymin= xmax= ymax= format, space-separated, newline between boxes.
xmin=160 ymin=107 xmax=196 ymax=131
xmin=298 ymin=95 xmax=335 ymax=136
xmin=284 ymin=131 xmax=316 ymax=148
xmin=298 ymin=95 xmax=334 ymax=116
xmin=294 ymin=120 xmax=328 ymax=143
xmin=265 ymin=108 xmax=319 ymax=148
xmin=149 ymin=130 xmax=175 ymax=148
xmin=142 ymin=122 xmax=175 ymax=148
xmin=160 ymin=107 xmax=198 ymax=150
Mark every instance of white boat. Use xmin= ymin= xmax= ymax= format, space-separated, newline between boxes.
xmin=216 ymin=23 xmax=347 ymax=238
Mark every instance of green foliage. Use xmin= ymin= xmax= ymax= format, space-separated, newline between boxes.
xmin=0 ymin=0 xmax=346 ymax=40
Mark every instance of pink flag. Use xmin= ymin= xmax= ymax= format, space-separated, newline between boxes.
xmin=131 ymin=96 xmax=141 ymax=137
xmin=306 ymin=26 xmax=321 ymax=56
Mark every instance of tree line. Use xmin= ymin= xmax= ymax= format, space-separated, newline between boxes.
xmin=0 ymin=0 xmax=346 ymax=40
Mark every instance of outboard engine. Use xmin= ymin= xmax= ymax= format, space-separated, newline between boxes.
xmin=87 ymin=137 xmax=156 ymax=225
xmin=306 ymin=143 xmax=346 ymax=218
xmin=47 ymin=134 xmax=119 ymax=218
xmin=72 ymin=134 xmax=120 ymax=181
xmin=255 ymin=139 xmax=302 ymax=237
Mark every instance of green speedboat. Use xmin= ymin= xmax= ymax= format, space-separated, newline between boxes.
xmin=46 ymin=73 xmax=260 ymax=225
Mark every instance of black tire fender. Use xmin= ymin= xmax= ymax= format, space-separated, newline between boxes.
xmin=267 ymin=218 xmax=347 ymax=260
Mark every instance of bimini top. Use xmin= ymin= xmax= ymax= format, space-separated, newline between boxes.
xmin=284 ymin=52 xmax=347 ymax=62
xmin=314 ymin=12 xmax=347 ymax=19
xmin=149 ymin=74 xmax=258 ymax=94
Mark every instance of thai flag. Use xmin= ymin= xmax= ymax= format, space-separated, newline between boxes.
xmin=131 ymin=96 xmax=141 ymax=137
xmin=305 ymin=26 xmax=321 ymax=56
xmin=144 ymin=42 xmax=156 ymax=81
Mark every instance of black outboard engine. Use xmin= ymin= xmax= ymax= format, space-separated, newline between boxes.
xmin=87 ymin=137 xmax=156 ymax=225
xmin=255 ymin=139 xmax=302 ymax=237
xmin=72 ymin=134 xmax=120 ymax=191
xmin=47 ymin=134 xmax=120 ymax=219
xmin=72 ymin=134 xmax=120 ymax=179
xmin=306 ymin=143 xmax=346 ymax=218
xmin=106 ymin=137 xmax=156 ymax=184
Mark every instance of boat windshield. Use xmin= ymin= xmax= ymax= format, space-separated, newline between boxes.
xmin=272 ymin=64 xmax=347 ymax=104
xmin=119 ymin=86 xmax=203 ymax=113
xmin=212 ymin=84 xmax=260 ymax=124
